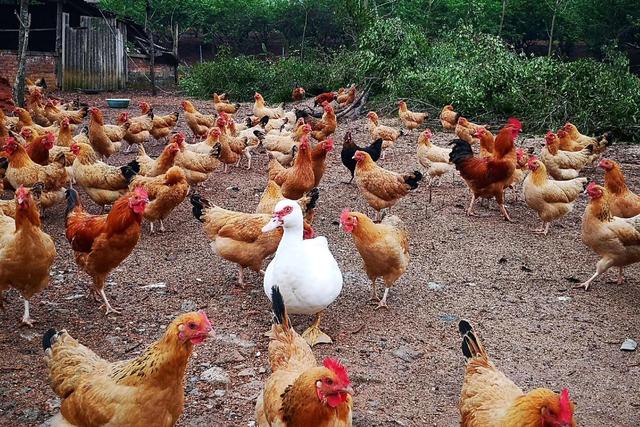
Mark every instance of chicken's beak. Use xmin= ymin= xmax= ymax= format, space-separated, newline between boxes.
xmin=341 ymin=385 xmax=354 ymax=395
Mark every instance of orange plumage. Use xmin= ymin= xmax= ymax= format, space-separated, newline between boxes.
xmin=458 ymin=320 xmax=577 ymax=427
xmin=268 ymin=136 xmax=316 ymax=200
xmin=598 ymin=159 xmax=640 ymax=218
xmin=64 ymin=187 xmax=148 ymax=314
xmin=310 ymin=103 xmax=337 ymax=141
xmin=310 ymin=138 xmax=334 ymax=187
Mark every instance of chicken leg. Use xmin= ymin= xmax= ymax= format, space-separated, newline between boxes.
xmin=375 ymin=288 xmax=390 ymax=310
xmin=532 ymin=221 xmax=550 ymax=235
xmin=498 ymin=203 xmax=512 ymax=222
xmin=369 ymin=278 xmax=380 ymax=302
xmin=301 ymin=311 xmax=332 ymax=347
xmin=21 ymin=299 xmax=34 ymax=327
xmin=575 ymin=258 xmax=614 ymax=291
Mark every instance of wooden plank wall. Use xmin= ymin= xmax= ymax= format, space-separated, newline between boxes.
xmin=61 ymin=14 xmax=126 ymax=90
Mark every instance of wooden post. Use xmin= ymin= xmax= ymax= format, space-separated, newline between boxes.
xmin=145 ymin=0 xmax=157 ymax=96
xmin=173 ymin=22 xmax=178 ymax=85
xmin=14 ymin=0 xmax=31 ymax=107
xmin=55 ymin=0 xmax=63 ymax=88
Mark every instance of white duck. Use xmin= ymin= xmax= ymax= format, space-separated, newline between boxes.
xmin=262 ymin=199 xmax=343 ymax=346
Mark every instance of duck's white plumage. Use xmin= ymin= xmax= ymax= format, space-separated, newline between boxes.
xmin=262 ymin=199 xmax=343 ymax=315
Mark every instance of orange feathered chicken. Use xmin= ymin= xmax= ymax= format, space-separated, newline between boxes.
xmin=139 ymin=101 xmax=179 ymax=142
xmin=3 ymin=136 xmax=68 ymax=191
xmin=0 ymin=186 xmax=56 ymax=326
xmin=458 ymin=320 xmax=576 ymax=427
xmin=313 ymin=91 xmax=337 ymax=107
xmin=398 ymin=100 xmax=428 ymax=132
xmin=473 ymin=127 xmax=494 ymax=159
xmin=353 ymin=150 xmax=423 ymax=221
xmin=65 ymin=187 xmax=149 ymax=315
xmin=439 ymin=104 xmax=460 ymax=131
xmin=268 ymin=136 xmax=316 ymax=200
xmin=88 ymin=107 xmax=124 ymax=158
xmin=212 ymin=92 xmax=240 ymax=114
xmin=449 ymin=118 xmax=522 ymax=221
xmin=310 ymin=102 xmax=337 ymax=142
xmin=310 ymin=137 xmax=334 ymax=187
xmin=340 ymin=209 xmax=409 ymax=309
xmin=43 ymin=99 xmax=87 ymax=124
xmin=598 ymin=158 xmax=640 ymax=218
xmin=182 ymin=100 xmax=216 ymax=139
xmin=43 ymin=311 xmax=212 ymax=427
xmin=291 ymin=85 xmax=306 ymax=101
xmin=255 ymin=287 xmax=353 ymax=427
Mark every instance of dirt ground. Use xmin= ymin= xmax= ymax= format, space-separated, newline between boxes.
xmin=0 ymin=92 xmax=639 ymax=427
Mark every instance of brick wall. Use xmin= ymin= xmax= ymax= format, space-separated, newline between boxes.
xmin=127 ymin=56 xmax=176 ymax=89
xmin=0 ymin=51 xmax=56 ymax=88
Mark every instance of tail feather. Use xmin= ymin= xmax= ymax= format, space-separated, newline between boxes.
xmin=271 ymin=286 xmax=289 ymax=330
xmin=120 ymin=160 xmax=139 ymax=183
xmin=459 ymin=320 xmax=487 ymax=360
xmin=190 ymin=193 xmax=210 ymax=222
xmin=449 ymin=139 xmax=474 ymax=168
xmin=64 ymin=188 xmax=81 ymax=219
xmin=0 ymin=157 xmax=7 ymax=170
xmin=404 ymin=171 xmax=423 ymax=189
xmin=305 ymin=187 xmax=320 ymax=211
xmin=43 ymin=328 xmax=58 ymax=351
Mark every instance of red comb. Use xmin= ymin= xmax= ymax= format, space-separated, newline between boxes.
xmin=324 ymin=138 xmax=334 ymax=151
xmin=133 ymin=186 xmax=148 ymax=199
xmin=507 ymin=117 xmax=522 ymax=130
xmin=16 ymin=185 xmax=28 ymax=198
xmin=424 ymin=128 xmax=432 ymax=139
xmin=558 ymin=388 xmax=573 ymax=423
xmin=339 ymin=208 xmax=351 ymax=225
xmin=323 ymin=358 xmax=350 ymax=385
xmin=586 ymin=181 xmax=598 ymax=192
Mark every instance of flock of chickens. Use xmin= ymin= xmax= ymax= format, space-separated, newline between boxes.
xmin=0 ymin=78 xmax=639 ymax=426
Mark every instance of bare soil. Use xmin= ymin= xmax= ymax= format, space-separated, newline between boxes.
xmin=1 ymin=92 xmax=639 ymax=427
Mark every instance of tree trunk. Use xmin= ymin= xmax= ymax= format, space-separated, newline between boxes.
xmin=173 ymin=22 xmax=179 ymax=85
xmin=499 ymin=0 xmax=507 ymax=35
xmin=145 ymin=0 xmax=157 ymax=96
xmin=300 ymin=7 xmax=308 ymax=61
xmin=55 ymin=0 xmax=63 ymax=89
xmin=14 ymin=0 xmax=31 ymax=107
xmin=547 ymin=9 xmax=557 ymax=57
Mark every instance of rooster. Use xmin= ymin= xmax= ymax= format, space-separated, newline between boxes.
xmin=0 ymin=186 xmax=56 ymax=326
xmin=65 ymin=187 xmax=149 ymax=314
xmin=459 ymin=320 xmax=576 ymax=427
xmin=43 ymin=311 xmax=212 ymax=427
xmin=449 ymin=118 xmax=522 ymax=221
xmin=255 ymin=287 xmax=354 ymax=426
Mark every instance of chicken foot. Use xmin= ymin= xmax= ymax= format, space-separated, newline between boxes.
xmin=301 ymin=311 xmax=333 ymax=347
xmin=98 ymin=288 xmax=121 ymax=315
xmin=375 ymin=288 xmax=390 ymax=311
xmin=498 ymin=203 xmax=512 ymax=222
xmin=532 ymin=221 xmax=550 ymax=235
xmin=369 ymin=278 xmax=380 ymax=302
xmin=575 ymin=258 xmax=614 ymax=291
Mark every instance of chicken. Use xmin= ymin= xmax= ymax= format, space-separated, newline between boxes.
xmin=340 ymin=209 xmax=409 ymax=309
xmin=366 ymin=111 xmax=403 ymax=157
xmin=65 ymin=187 xmax=149 ymax=314
xmin=3 ymin=137 xmax=68 ymax=191
xmin=25 ymin=90 xmax=51 ymax=127
xmin=137 ymin=135 xmax=181 ymax=177
xmin=174 ymin=134 xmax=221 ymax=185
xmin=439 ymin=104 xmax=460 ymax=131
xmin=0 ymin=186 xmax=56 ymax=326
xmin=268 ymin=136 xmax=316 ymax=200
xmin=338 ymin=86 xmax=356 ymax=107
xmin=563 ymin=122 xmax=613 ymax=152
xmin=416 ymin=128 xmax=454 ymax=186
xmin=455 ymin=117 xmax=484 ymax=145
xmin=309 ymin=103 xmax=337 ymax=142
xmin=599 ymin=158 xmax=640 ymax=218
xmin=313 ymin=91 xmax=338 ymax=108
xmin=216 ymin=117 xmax=252 ymax=171
xmin=71 ymin=142 xmax=139 ymax=208
xmin=474 ymin=127 xmax=495 ymax=158
xmin=449 ymin=118 xmax=522 ymax=221
xmin=507 ymin=147 xmax=532 ymax=201
xmin=264 ymin=124 xmax=311 ymax=165
xmin=255 ymin=287 xmax=353 ymax=426
xmin=523 ymin=156 xmax=586 ymax=235
xmin=212 ymin=92 xmax=240 ymax=114
xmin=190 ymin=195 xmax=282 ymax=288
xmin=398 ymin=100 xmax=428 ymax=132
xmin=14 ymin=107 xmax=59 ymax=134
xmin=341 ymin=131 xmax=383 ymax=184
xmin=556 ymin=128 xmax=585 ymax=152
xmin=578 ymin=182 xmax=640 ymax=290
xmin=43 ymin=99 xmax=87 ymax=124
xmin=558 ymin=128 xmax=612 ymax=155
xmin=88 ymin=107 xmax=124 ymax=158
xmin=310 ymin=138 xmax=334 ymax=187
xmin=540 ymin=131 xmax=594 ymax=181
xmin=56 ymin=117 xmax=78 ymax=147
xmin=353 ymin=150 xmax=423 ymax=221
xmin=128 ymin=166 xmax=189 ymax=233
xmin=42 ymin=311 xmax=212 ymax=427
xmin=21 ymin=128 xmax=75 ymax=166
xmin=458 ymin=320 xmax=576 ymax=427
xmin=291 ymin=85 xmax=306 ymax=101
xmin=182 ymin=100 xmax=216 ymax=139
xmin=254 ymin=92 xmax=284 ymax=119
xmin=116 ymin=111 xmax=152 ymax=151
xmin=186 ymin=126 xmax=222 ymax=154
xmin=139 ymin=101 xmax=179 ymax=142
xmin=256 ymin=181 xmax=319 ymax=224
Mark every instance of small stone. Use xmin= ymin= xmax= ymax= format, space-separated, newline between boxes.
xmin=226 ymin=186 xmax=240 ymax=192
xmin=140 ymin=282 xmax=166 ymax=289
xmin=21 ymin=408 xmax=40 ymax=422
xmin=392 ymin=346 xmax=424 ymax=362
xmin=215 ymin=334 xmax=255 ymax=349
xmin=214 ymin=389 xmax=226 ymax=398
xmin=181 ymin=300 xmax=197 ymax=312
xmin=427 ymin=282 xmax=443 ymax=291
xmin=45 ymin=397 xmax=61 ymax=412
xmin=214 ymin=349 xmax=245 ymax=365
xmin=237 ymin=368 xmax=255 ymax=377
xmin=255 ymin=351 xmax=261 ymax=357
xmin=439 ymin=314 xmax=458 ymax=323
xmin=105 ymin=335 xmax=119 ymax=347
xmin=621 ymin=338 xmax=637 ymax=351
xmin=247 ymin=421 xmax=256 ymax=427
xmin=188 ymin=387 xmax=201 ymax=396
xmin=19 ymin=332 xmax=38 ymax=342
xmin=258 ymin=367 xmax=266 ymax=374
xmin=200 ymin=366 xmax=230 ymax=386
xmin=557 ymin=296 xmax=572 ymax=302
